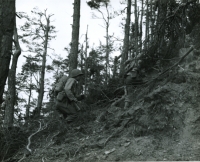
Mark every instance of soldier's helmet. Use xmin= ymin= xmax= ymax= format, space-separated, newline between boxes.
xmin=71 ymin=69 xmax=83 ymax=78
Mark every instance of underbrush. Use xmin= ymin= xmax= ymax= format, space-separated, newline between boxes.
xmin=0 ymin=126 xmax=28 ymax=161
xmin=2 ymin=55 xmax=200 ymax=161
xmin=0 ymin=106 xmax=98 ymax=161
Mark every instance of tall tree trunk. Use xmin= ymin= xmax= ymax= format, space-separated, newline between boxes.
xmin=84 ymin=25 xmax=88 ymax=95
xmin=105 ymin=20 xmax=109 ymax=84
xmin=157 ymin=0 xmax=168 ymax=53
xmin=25 ymin=72 xmax=33 ymax=120
xmin=36 ymin=18 xmax=50 ymax=116
xmin=104 ymin=3 xmax=110 ymax=85
xmin=69 ymin=0 xmax=81 ymax=74
xmin=0 ymin=0 xmax=15 ymax=105
xmin=113 ymin=56 xmax=118 ymax=79
xmin=120 ymin=0 xmax=131 ymax=77
xmin=80 ymin=45 xmax=84 ymax=71
xmin=139 ymin=0 xmax=144 ymax=53
xmin=113 ymin=55 xmax=121 ymax=79
xmin=4 ymin=14 xmax=21 ymax=127
xmin=26 ymin=77 xmax=32 ymax=120
xmin=150 ymin=0 xmax=154 ymax=42
xmin=134 ymin=0 xmax=139 ymax=58
xmin=145 ymin=0 xmax=149 ymax=51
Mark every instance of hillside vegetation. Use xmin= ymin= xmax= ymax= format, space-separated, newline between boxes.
xmin=2 ymin=46 xmax=200 ymax=162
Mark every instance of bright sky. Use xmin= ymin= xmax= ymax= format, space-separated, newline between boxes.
xmin=16 ymin=0 xmax=124 ymax=69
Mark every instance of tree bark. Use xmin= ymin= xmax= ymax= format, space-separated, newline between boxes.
xmin=0 ymin=0 xmax=15 ymax=105
xmin=150 ymin=0 xmax=154 ymax=42
xmin=26 ymin=77 xmax=32 ymax=119
xmin=113 ymin=55 xmax=121 ymax=79
xmin=145 ymin=0 xmax=149 ymax=51
xmin=84 ymin=25 xmax=88 ymax=95
xmin=69 ymin=0 xmax=81 ymax=74
xmin=4 ymin=14 xmax=21 ymax=127
xmin=25 ymin=70 xmax=34 ymax=120
xmin=156 ymin=0 xmax=168 ymax=52
xmin=36 ymin=18 xmax=50 ymax=116
xmin=104 ymin=3 xmax=110 ymax=85
xmin=134 ymin=0 xmax=139 ymax=58
xmin=120 ymin=0 xmax=131 ymax=77
xmin=105 ymin=19 xmax=109 ymax=84
xmin=139 ymin=0 xmax=144 ymax=53
xmin=80 ymin=45 xmax=84 ymax=71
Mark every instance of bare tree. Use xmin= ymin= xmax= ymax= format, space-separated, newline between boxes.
xmin=35 ymin=12 xmax=53 ymax=116
xmin=87 ymin=0 xmax=113 ymax=84
xmin=20 ymin=9 xmax=56 ymax=117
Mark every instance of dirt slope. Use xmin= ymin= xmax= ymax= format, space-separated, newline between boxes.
xmin=15 ymin=49 xmax=200 ymax=162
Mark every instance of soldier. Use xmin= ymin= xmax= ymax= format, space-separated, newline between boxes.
xmin=55 ymin=69 xmax=85 ymax=122
xmin=124 ymin=59 xmax=143 ymax=109
xmin=124 ymin=68 xmax=138 ymax=109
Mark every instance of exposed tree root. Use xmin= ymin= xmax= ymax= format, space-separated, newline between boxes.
xmin=17 ymin=154 xmax=26 ymax=162
xmin=17 ymin=121 xmax=44 ymax=162
xmin=27 ymin=121 xmax=42 ymax=153
xmin=111 ymin=95 xmax=125 ymax=107
xmin=97 ymin=118 xmax=131 ymax=148
xmin=73 ymin=144 xmax=85 ymax=157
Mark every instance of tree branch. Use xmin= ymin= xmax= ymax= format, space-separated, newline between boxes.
xmin=158 ymin=0 xmax=197 ymax=32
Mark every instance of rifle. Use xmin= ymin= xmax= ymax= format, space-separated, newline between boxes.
xmin=74 ymin=102 xmax=81 ymax=111
xmin=74 ymin=101 xmax=90 ymax=111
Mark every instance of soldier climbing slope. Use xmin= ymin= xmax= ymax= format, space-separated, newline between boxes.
xmin=54 ymin=69 xmax=85 ymax=122
xmin=123 ymin=59 xmax=144 ymax=109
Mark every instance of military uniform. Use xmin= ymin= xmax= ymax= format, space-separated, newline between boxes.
xmin=124 ymin=68 xmax=138 ymax=109
xmin=55 ymin=69 xmax=84 ymax=122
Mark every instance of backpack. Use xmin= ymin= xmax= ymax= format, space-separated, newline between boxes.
xmin=50 ymin=75 xmax=69 ymax=101
xmin=53 ymin=75 xmax=69 ymax=101
xmin=54 ymin=75 xmax=69 ymax=93
xmin=49 ymin=75 xmax=69 ymax=99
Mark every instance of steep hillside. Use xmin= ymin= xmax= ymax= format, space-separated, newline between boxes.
xmin=9 ymin=47 xmax=200 ymax=161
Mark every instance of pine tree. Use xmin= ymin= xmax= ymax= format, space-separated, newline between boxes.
xmin=87 ymin=0 xmax=114 ymax=84
xmin=19 ymin=55 xmax=40 ymax=119
xmin=20 ymin=8 xmax=56 ymax=117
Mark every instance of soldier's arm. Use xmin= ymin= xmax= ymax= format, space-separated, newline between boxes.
xmin=64 ymin=78 xmax=78 ymax=102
